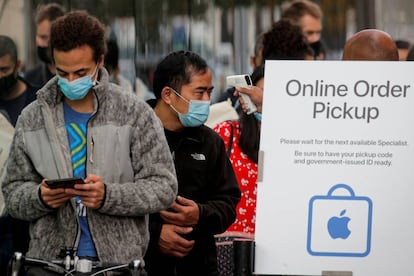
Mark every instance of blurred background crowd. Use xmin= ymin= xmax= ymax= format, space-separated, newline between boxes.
xmin=0 ymin=0 xmax=413 ymax=102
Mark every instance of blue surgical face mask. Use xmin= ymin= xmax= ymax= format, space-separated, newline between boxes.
xmin=169 ymin=88 xmax=210 ymax=127
xmin=57 ymin=64 xmax=98 ymax=100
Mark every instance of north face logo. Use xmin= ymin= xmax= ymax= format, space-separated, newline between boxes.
xmin=191 ymin=153 xmax=206 ymax=160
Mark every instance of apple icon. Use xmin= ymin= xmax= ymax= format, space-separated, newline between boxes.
xmin=327 ymin=209 xmax=351 ymax=239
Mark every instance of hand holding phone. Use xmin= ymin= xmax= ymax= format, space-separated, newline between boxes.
xmin=226 ymin=74 xmax=258 ymax=114
xmin=45 ymin=177 xmax=85 ymax=189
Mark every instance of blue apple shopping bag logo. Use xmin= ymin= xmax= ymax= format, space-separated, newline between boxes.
xmin=307 ymin=184 xmax=373 ymax=257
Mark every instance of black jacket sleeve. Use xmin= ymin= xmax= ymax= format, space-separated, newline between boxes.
xmin=194 ymin=133 xmax=241 ymax=237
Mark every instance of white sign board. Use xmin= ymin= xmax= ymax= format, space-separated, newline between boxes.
xmin=255 ymin=60 xmax=414 ymax=276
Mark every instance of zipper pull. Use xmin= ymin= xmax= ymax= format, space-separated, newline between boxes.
xmin=89 ymin=137 xmax=94 ymax=163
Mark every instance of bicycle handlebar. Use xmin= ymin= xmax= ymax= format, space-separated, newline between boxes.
xmin=8 ymin=252 xmax=147 ymax=276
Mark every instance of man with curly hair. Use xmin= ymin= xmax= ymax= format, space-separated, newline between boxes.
xmin=2 ymin=10 xmax=177 ymax=275
xmin=262 ymin=19 xmax=313 ymax=60
xmin=212 ymin=18 xmax=312 ymax=117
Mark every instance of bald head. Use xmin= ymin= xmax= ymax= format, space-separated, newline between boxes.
xmin=342 ymin=29 xmax=398 ymax=61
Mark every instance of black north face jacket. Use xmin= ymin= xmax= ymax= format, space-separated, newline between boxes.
xmin=145 ymin=125 xmax=241 ymax=276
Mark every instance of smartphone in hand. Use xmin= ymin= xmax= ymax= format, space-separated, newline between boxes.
xmin=45 ymin=177 xmax=85 ymax=189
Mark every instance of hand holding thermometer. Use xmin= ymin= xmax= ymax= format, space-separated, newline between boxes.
xmin=226 ymin=74 xmax=258 ymax=114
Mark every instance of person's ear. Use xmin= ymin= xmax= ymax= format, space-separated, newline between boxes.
xmin=97 ymin=54 xmax=105 ymax=68
xmin=161 ymin=87 xmax=174 ymax=104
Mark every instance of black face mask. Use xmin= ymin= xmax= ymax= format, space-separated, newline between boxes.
xmin=0 ymin=73 xmax=18 ymax=99
xmin=309 ymin=40 xmax=323 ymax=59
xmin=37 ymin=46 xmax=52 ymax=64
